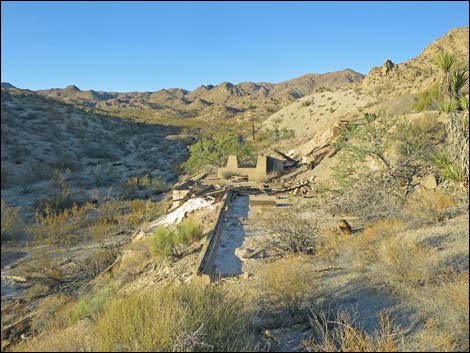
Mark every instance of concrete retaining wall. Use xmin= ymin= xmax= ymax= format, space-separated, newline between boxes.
xmin=195 ymin=191 xmax=235 ymax=282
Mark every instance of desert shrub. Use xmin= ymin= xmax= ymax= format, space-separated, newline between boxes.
xmin=333 ymin=114 xmax=396 ymax=189
xmin=148 ymin=219 xmax=204 ymax=258
xmin=258 ymin=256 xmax=317 ymax=316
xmin=181 ymin=133 xmax=254 ymax=173
xmin=301 ymin=100 xmax=312 ymax=107
xmin=29 ymin=204 xmax=85 ymax=245
xmin=419 ymin=271 xmax=469 ymax=351
xmin=262 ymin=209 xmax=320 ymax=254
xmin=94 ymin=284 xmax=255 ymax=351
xmin=412 ymin=85 xmax=439 ymax=112
xmin=369 ymin=237 xmax=440 ymax=290
xmin=123 ymin=199 xmax=167 ymax=229
xmin=148 ymin=226 xmax=175 ymax=257
xmin=69 ymin=281 xmax=117 ymax=323
xmin=304 ymin=310 xmax=402 ymax=352
xmin=1 ymin=200 xmax=24 ymax=241
xmin=460 ymin=94 xmax=469 ymax=110
xmin=89 ymin=163 xmax=117 ymax=186
xmin=328 ymin=174 xmax=403 ymax=222
xmin=35 ymin=171 xmax=74 ymax=215
xmin=31 ymin=294 xmax=71 ymax=333
xmin=123 ymin=173 xmax=168 ymax=194
xmin=25 ymin=283 xmax=51 ymax=299
xmin=335 ymin=115 xmax=435 ymax=197
xmin=404 ymin=189 xmax=456 ymax=223
xmin=53 ymin=148 xmax=77 ymax=171
xmin=175 ymin=218 xmax=203 ymax=244
xmin=75 ymin=248 xmax=119 ymax=280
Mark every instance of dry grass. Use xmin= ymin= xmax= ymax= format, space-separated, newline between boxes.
xmin=94 ymin=284 xmax=255 ymax=351
xmin=404 ymin=189 xmax=456 ymax=224
xmin=409 ymin=270 xmax=469 ymax=352
xmin=370 ymin=236 xmax=440 ymax=290
xmin=257 ymin=256 xmax=317 ymax=316
xmin=304 ymin=310 xmax=403 ymax=352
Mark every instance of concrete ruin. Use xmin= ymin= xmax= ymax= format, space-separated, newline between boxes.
xmin=217 ymin=155 xmax=284 ymax=181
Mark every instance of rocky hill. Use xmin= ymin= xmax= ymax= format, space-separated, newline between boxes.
xmin=33 ymin=69 xmax=364 ymax=119
xmin=363 ymin=26 xmax=469 ymax=96
xmin=263 ymin=26 xmax=469 ymax=159
xmin=1 ymin=82 xmax=16 ymax=89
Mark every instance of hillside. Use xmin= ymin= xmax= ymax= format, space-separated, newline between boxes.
xmin=1 ymin=25 xmax=469 ymax=353
xmin=1 ymin=89 xmax=188 ymax=214
xmin=263 ymin=26 xmax=469 ymax=159
xmin=34 ymin=69 xmax=364 ymax=120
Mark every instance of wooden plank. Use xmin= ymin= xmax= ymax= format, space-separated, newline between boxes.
xmin=274 ymin=149 xmax=298 ymax=164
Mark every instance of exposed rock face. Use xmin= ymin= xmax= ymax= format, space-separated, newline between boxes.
xmin=382 ymin=59 xmax=398 ymax=75
xmin=362 ymin=27 xmax=469 ymax=96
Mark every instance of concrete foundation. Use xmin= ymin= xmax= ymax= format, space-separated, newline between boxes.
xmin=217 ymin=155 xmax=284 ymax=181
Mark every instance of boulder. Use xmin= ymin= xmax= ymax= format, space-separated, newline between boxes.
xmin=421 ymin=174 xmax=438 ymax=189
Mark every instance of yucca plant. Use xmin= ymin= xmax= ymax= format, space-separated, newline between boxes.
xmin=432 ymin=148 xmax=465 ymax=183
xmin=436 ymin=52 xmax=455 ymax=98
xmin=450 ymin=69 xmax=468 ymax=100
xmin=439 ymin=100 xmax=459 ymax=113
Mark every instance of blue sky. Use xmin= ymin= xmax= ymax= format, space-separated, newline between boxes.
xmin=1 ymin=1 xmax=468 ymax=92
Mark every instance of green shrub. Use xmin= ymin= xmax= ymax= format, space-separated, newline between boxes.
xmin=69 ymin=282 xmax=117 ymax=323
xmin=412 ymin=85 xmax=439 ymax=112
xmin=181 ymin=133 xmax=254 ymax=173
xmin=94 ymin=284 xmax=255 ymax=351
xmin=439 ymin=100 xmax=459 ymax=113
xmin=148 ymin=227 xmax=176 ymax=257
xmin=175 ymin=219 xmax=203 ymax=244
xmin=148 ymin=219 xmax=204 ymax=258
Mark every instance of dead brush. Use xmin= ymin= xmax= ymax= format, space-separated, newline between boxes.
xmin=303 ymin=309 xmax=402 ymax=352
xmin=257 ymin=256 xmax=317 ymax=316
xmin=404 ymin=189 xmax=456 ymax=223
xmin=368 ymin=236 xmax=440 ymax=291
xmin=260 ymin=209 xmax=320 ymax=254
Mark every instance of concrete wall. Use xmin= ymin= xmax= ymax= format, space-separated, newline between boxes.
xmin=195 ymin=191 xmax=235 ymax=282
xmin=217 ymin=155 xmax=284 ymax=181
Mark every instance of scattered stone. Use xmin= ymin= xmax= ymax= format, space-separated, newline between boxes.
xmin=421 ymin=174 xmax=438 ymax=189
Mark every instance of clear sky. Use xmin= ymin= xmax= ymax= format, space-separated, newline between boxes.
xmin=1 ymin=1 xmax=468 ymax=92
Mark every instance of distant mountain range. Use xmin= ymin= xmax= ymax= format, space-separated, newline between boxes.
xmin=2 ymin=69 xmax=364 ymax=119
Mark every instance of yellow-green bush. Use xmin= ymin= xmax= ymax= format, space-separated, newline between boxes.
xmin=94 ymin=284 xmax=255 ymax=351
xmin=1 ymin=200 xmax=24 ymax=241
xmin=148 ymin=219 xmax=204 ymax=258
